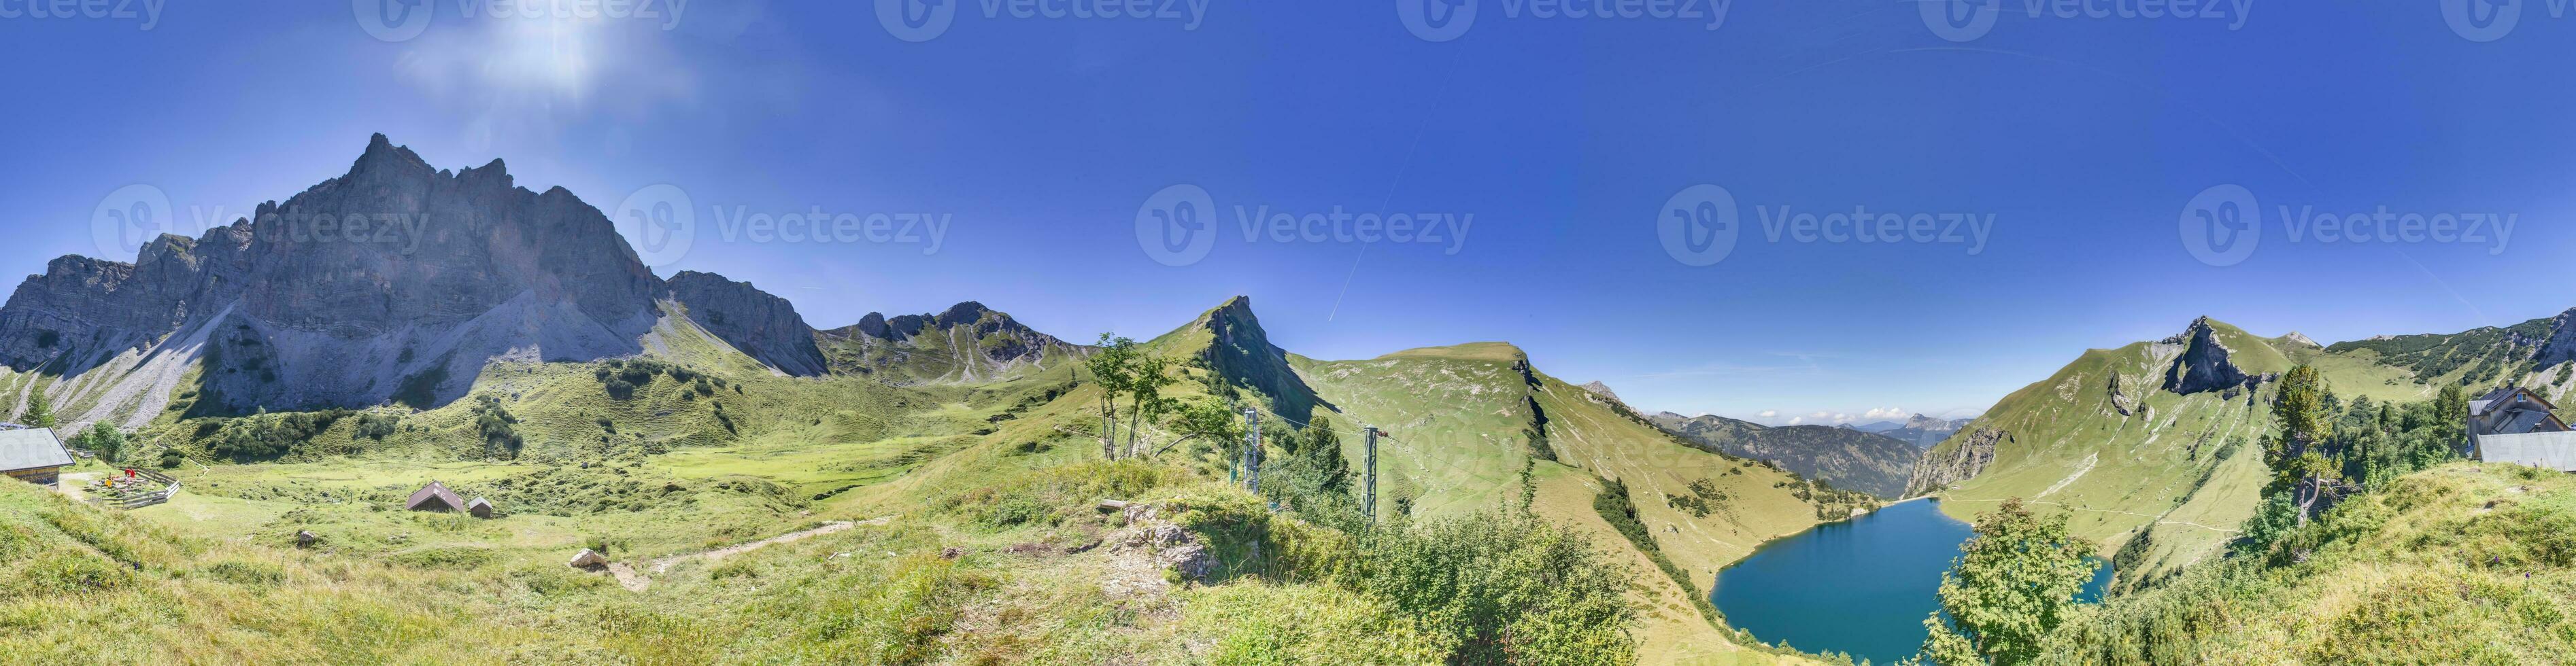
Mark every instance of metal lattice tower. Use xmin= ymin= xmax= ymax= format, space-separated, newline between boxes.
xmin=1242 ymin=408 xmax=1261 ymax=493
xmin=1363 ymin=425 xmax=1379 ymax=522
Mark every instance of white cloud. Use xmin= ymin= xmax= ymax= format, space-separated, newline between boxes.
xmin=1863 ymin=407 xmax=1908 ymax=421
xmin=1756 ymin=410 xmax=1780 ymax=418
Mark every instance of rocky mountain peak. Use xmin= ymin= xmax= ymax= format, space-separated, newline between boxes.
xmin=2163 ymin=316 xmax=2252 ymax=395
xmin=1187 ymin=296 xmax=1320 ymax=419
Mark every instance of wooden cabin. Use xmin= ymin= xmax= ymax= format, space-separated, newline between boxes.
xmin=2471 ymin=387 xmax=2576 ymax=472
xmin=405 ymin=480 xmax=465 ymax=512
xmin=0 ymin=427 xmax=74 ymax=488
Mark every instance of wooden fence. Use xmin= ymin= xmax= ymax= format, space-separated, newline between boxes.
xmin=90 ymin=468 xmax=181 ymax=510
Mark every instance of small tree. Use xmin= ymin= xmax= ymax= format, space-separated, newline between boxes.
xmin=473 ymin=396 xmax=523 ymax=460
xmin=2265 ymin=365 xmax=2344 ymax=526
xmin=70 ymin=422 xmax=127 ymax=463
xmin=1919 ymin=497 xmax=2096 ymax=666
xmin=22 ymin=384 xmax=55 ymax=429
xmin=1151 ymin=399 xmax=1242 ymax=457
xmin=1085 ymin=334 xmax=1141 ymax=459
xmin=1122 ymin=353 xmax=1176 ymax=458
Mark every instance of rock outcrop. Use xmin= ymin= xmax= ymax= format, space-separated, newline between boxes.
xmin=2162 ymin=317 xmax=2252 ymax=396
xmin=2109 ymin=372 xmax=2141 ymax=416
xmin=1905 ymin=427 xmax=2008 ymax=497
xmin=666 ymin=271 xmax=828 ymax=376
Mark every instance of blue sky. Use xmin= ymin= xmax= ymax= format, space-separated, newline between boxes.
xmin=3 ymin=1 xmax=2575 ymax=425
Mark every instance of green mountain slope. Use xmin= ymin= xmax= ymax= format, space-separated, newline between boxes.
xmin=1651 ymin=412 xmax=1922 ymax=499
xmin=1912 ymin=317 xmax=2297 ymax=584
xmin=1908 ymin=315 xmax=2481 ymax=586
xmin=1285 ymin=337 xmax=1873 ymax=663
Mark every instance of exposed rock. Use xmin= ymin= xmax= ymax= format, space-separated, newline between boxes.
xmin=2163 ymin=317 xmax=2251 ymax=396
xmin=1104 ymin=505 xmax=1216 ymax=584
xmin=569 ymin=548 xmax=608 ymax=568
xmin=1905 ymin=427 xmax=2009 ymax=497
xmin=2282 ymin=331 xmax=2322 ymax=349
xmin=1579 ymin=381 xmax=1622 ymax=404
xmin=2109 ymin=373 xmax=2139 ymax=416
xmin=666 ymin=271 xmax=828 ymax=376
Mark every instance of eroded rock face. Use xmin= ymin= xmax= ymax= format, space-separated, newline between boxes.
xmin=2163 ymin=317 xmax=2251 ymax=396
xmin=666 ymin=271 xmax=827 ymax=376
xmin=0 ymin=226 xmax=254 ymax=375
xmin=2534 ymin=309 xmax=2576 ymax=368
xmin=1905 ymin=427 xmax=2008 ymax=497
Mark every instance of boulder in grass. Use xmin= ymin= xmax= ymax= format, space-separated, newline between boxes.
xmin=569 ymin=548 xmax=608 ymax=568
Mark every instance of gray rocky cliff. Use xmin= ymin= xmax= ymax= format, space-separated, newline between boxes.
xmin=667 ymin=271 xmax=828 ymax=376
xmin=1905 ymin=427 xmax=2008 ymax=497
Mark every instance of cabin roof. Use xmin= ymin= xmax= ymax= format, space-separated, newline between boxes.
xmin=2475 ymin=386 xmax=2558 ymax=417
xmin=407 ymin=480 xmax=464 ymax=510
xmin=0 ymin=429 xmax=73 ymax=473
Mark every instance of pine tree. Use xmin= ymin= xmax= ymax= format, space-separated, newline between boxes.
xmin=2265 ymin=365 xmax=2343 ymax=526
xmin=22 ymin=383 xmax=55 ymax=429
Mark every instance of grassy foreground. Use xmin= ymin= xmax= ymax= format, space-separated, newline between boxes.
xmin=2035 ymin=461 xmax=2576 ymax=663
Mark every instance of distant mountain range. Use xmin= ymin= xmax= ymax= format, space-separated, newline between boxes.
xmin=0 ymin=136 xmax=1075 ymax=429
xmin=1876 ymin=414 xmax=1973 ymax=449
xmin=1647 ymin=411 xmax=1922 ymax=499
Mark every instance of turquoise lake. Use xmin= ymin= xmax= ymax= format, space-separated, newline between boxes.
xmin=1710 ymin=499 xmax=2112 ymax=664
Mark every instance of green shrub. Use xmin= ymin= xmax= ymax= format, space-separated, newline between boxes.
xmin=390 ymin=546 xmax=496 ymax=569
xmin=1351 ymin=510 xmax=1638 ymax=665
xmin=202 ymin=559 xmax=287 ymax=587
